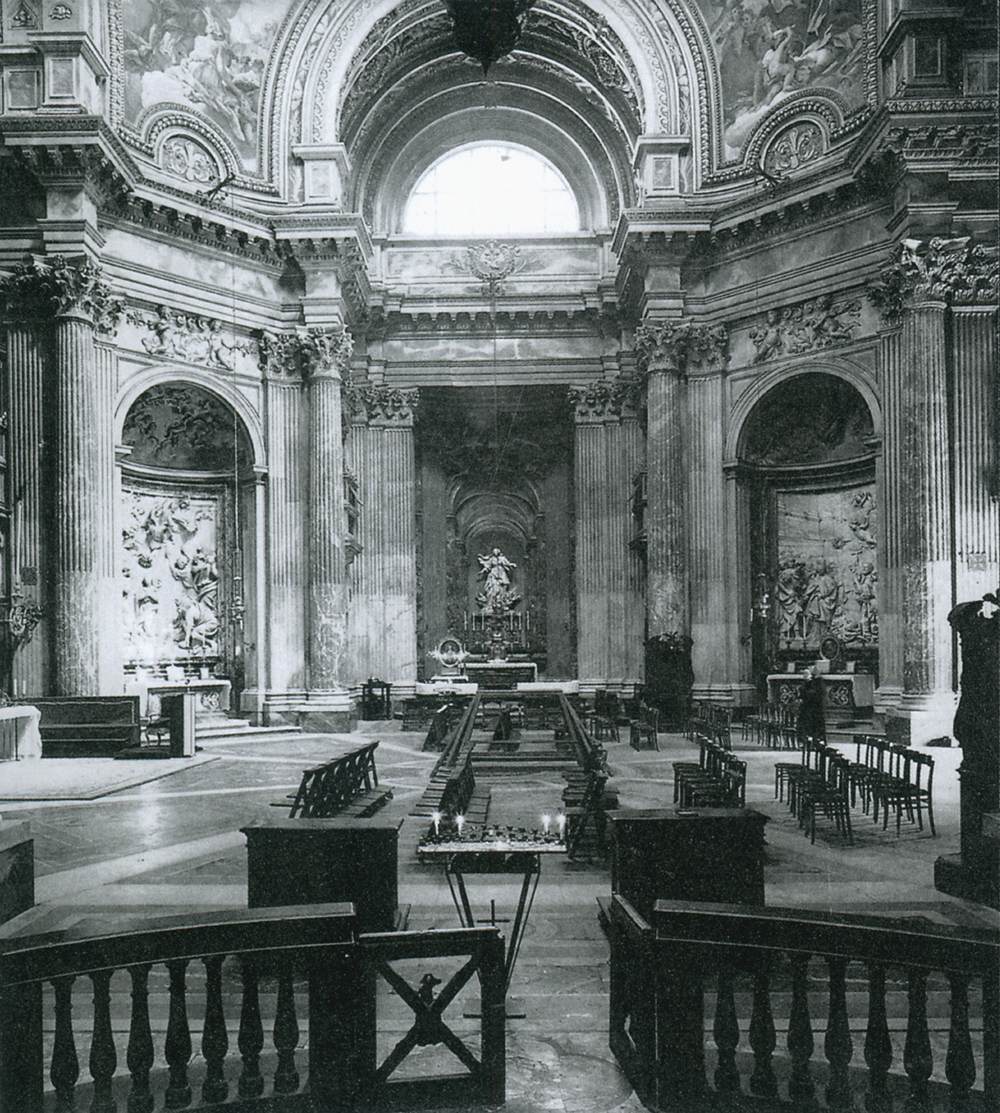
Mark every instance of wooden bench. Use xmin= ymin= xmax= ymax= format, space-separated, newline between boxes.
xmin=30 ymin=696 xmax=141 ymax=758
xmin=280 ymin=742 xmax=393 ymax=819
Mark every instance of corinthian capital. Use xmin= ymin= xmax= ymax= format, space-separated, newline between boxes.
xmin=0 ymin=254 xmax=123 ymax=332
xmin=569 ymin=379 xmax=639 ymax=422
xmin=347 ymin=384 xmax=419 ymax=427
xmin=301 ymin=324 xmax=354 ymax=378
xmin=869 ymin=237 xmax=1000 ymax=320
xmin=258 ymin=331 xmax=306 ymax=379
xmin=634 ymin=318 xmax=728 ymax=376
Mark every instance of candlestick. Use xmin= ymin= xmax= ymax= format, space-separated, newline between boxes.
xmin=542 ymin=813 xmax=551 ymax=835
xmin=557 ymin=812 xmax=566 ymax=840
xmin=431 ymin=810 xmax=441 ymax=837
xmin=456 ymin=814 xmax=465 ymax=837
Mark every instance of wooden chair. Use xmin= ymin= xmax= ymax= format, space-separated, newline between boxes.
xmin=800 ymin=753 xmax=854 ymax=845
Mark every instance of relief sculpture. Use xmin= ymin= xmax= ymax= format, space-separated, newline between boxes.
xmin=122 ymin=490 xmax=223 ymax=665
xmin=774 ymin=486 xmax=878 ymax=648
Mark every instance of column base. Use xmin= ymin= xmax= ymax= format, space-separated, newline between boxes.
xmin=874 ymin=685 xmax=903 ymax=715
xmin=691 ymin=683 xmax=757 ymax=708
xmin=885 ymin=692 xmax=957 ymax=746
xmin=934 ymin=852 xmax=1000 ymax=910
xmin=295 ymin=689 xmax=355 ymax=733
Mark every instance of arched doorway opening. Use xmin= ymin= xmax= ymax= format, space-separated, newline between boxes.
xmin=737 ymin=373 xmax=879 ymax=708
xmin=119 ymin=382 xmax=257 ymax=714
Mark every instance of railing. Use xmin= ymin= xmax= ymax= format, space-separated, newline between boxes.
xmin=601 ymin=896 xmax=999 ymax=1111
xmin=560 ymin=694 xmax=605 ymax=772
xmin=0 ymin=905 xmax=505 ymax=1112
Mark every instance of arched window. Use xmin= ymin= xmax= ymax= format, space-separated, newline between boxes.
xmin=402 ymin=143 xmax=580 ymax=236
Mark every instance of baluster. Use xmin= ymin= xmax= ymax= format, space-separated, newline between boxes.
xmin=864 ymin=963 xmax=893 ymax=1113
xmin=903 ymin=968 xmax=933 ymax=1112
xmin=824 ymin=957 xmax=853 ymax=1110
xmin=273 ymin=964 xmax=301 ymax=1093
xmin=88 ymin=970 xmax=117 ymax=1113
xmin=712 ymin=967 xmax=740 ymax=1093
xmin=945 ymin=973 xmax=975 ymax=1110
xmin=51 ymin=976 xmax=79 ymax=1113
xmin=164 ymin=960 xmax=192 ymax=1108
xmin=237 ymin=957 xmax=265 ymax=1099
xmin=748 ymin=968 xmax=777 ymax=1097
xmin=787 ymin=953 xmax=815 ymax=1103
xmin=126 ymin=965 xmax=155 ymax=1113
xmin=201 ymin=956 xmax=229 ymax=1104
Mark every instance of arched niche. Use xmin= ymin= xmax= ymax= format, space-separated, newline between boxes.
xmin=735 ymin=371 xmax=880 ymax=696
xmin=119 ymin=382 xmax=262 ymax=712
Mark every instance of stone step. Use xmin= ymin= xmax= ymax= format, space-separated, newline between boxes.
xmin=196 ymin=723 xmax=302 ymax=740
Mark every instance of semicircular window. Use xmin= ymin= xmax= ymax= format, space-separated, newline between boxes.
xmin=123 ymin=384 xmax=252 ymax=472
xmin=403 ymin=143 xmax=580 ymax=236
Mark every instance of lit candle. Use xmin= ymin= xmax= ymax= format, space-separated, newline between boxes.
xmin=557 ymin=812 xmax=566 ymax=840
xmin=456 ymin=814 xmax=465 ymax=837
xmin=542 ymin=813 xmax=551 ymax=836
xmin=431 ymin=810 xmax=441 ymax=837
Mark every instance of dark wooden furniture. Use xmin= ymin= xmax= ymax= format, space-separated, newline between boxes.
xmin=30 ymin=696 xmax=141 ymax=757
xmin=360 ymin=677 xmax=392 ymax=720
xmin=606 ymin=808 xmax=767 ymax=922
xmin=282 ymin=741 xmax=392 ymax=818
xmin=244 ymin=817 xmax=401 ymax=933
xmin=629 ymin=702 xmax=659 ymax=750
xmin=0 ymin=821 xmax=33 ymax=927
xmin=412 ymin=695 xmax=491 ymax=825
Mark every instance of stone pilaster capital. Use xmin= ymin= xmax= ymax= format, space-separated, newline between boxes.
xmin=347 ymin=384 xmax=419 ymax=427
xmin=258 ymin=324 xmax=354 ymax=382
xmin=634 ymin=318 xmax=728 ymax=377
xmin=569 ymin=379 xmax=640 ymax=423
xmin=258 ymin=331 xmax=306 ymax=380
xmin=0 ymin=254 xmax=123 ymax=333
xmin=868 ymin=237 xmax=1000 ymax=320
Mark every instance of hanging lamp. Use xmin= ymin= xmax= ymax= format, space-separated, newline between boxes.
xmin=442 ymin=0 xmax=537 ymax=75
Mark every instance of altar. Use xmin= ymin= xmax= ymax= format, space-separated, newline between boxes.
xmin=126 ymin=676 xmax=233 ymax=725
xmin=0 ymin=705 xmax=42 ymax=761
xmin=465 ymin=661 xmax=538 ymax=690
xmin=767 ymin=672 xmax=875 ymax=720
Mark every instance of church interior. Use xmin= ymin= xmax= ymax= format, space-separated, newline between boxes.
xmin=0 ymin=1 xmax=998 ymax=1111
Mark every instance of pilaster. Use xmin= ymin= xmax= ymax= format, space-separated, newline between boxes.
xmin=347 ymin=385 xmax=419 ymax=689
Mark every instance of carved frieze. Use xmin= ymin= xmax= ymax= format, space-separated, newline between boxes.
xmin=748 ymin=294 xmax=861 ymax=364
xmin=869 ymin=237 xmax=1000 ymax=320
xmin=634 ymin=320 xmax=728 ymax=376
xmin=127 ymin=305 xmax=250 ymax=370
xmin=347 ymin=384 xmax=418 ymax=427
xmin=0 ymin=255 xmax=124 ymax=333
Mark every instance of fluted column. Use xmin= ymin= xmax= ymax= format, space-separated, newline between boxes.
xmin=2 ymin=255 xmax=122 ymax=696
xmin=93 ymin=339 xmax=122 ymax=692
xmin=304 ymin=328 xmax=352 ymax=697
xmin=570 ymin=381 xmax=636 ymax=685
xmin=347 ymin=385 xmax=419 ymax=687
xmin=258 ymin=334 xmax=308 ymax=716
xmin=4 ymin=322 xmax=48 ymax=696
xmin=952 ymin=307 xmax=999 ymax=600
xmin=877 ymin=326 xmax=905 ymax=704
xmin=871 ymin=237 xmax=999 ymax=740
xmin=620 ymin=405 xmax=645 ymax=683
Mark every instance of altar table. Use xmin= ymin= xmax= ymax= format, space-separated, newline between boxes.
xmin=0 ymin=705 xmax=42 ymax=761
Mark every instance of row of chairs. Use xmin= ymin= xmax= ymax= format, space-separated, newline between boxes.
xmin=672 ymin=738 xmax=747 ymax=808
xmin=775 ymin=735 xmax=936 ymax=843
xmin=846 ymin=734 xmax=936 ymax=835
xmin=742 ymin=702 xmax=799 ymax=749
xmin=686 ymin=701 xmax=733 ymax=750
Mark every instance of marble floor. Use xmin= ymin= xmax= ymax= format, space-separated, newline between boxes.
xmin=1 ymin=727 xmax=997 ymax=1111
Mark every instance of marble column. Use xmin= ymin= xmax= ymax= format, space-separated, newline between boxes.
xmin=347 ymin=385 xmax=419 ymax=689
xmin=303 ymin=327 xmax=352 ymax=718
xmin=93 ymin=339 xmax=123 ymax=693
xmin=873 ymin=237 xmax=999 ymax=741
xmin=571 ymin=381 xmax=635 ymax=686
xmin=620 ymin=404 xmax=646 ymax=683
xmin=952 ymin=306 xmax=999 ymax=600
xmin=1 ymin=256 xmax=122 ymax=696
xmin=3 ymin=322 xmax=48 ymax=697
xmin=258 ymin=333 xmax=308 ymax=722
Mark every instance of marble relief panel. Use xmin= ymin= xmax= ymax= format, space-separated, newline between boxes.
xmin=122 ymin=0 xmax=296 ymax=169
xmin=121 ymin=485 xmax=225 ymax=666
xmin=774 ymin=484 xmax=878 ymax=649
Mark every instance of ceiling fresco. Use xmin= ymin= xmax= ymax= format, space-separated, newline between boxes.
xmin=122 ymin=0 xmax=296 ymax=170
xmin=694 ymin=0 xmax=867 ymax=159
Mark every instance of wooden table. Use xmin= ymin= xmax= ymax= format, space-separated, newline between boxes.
xmin=419 ymin=833 xmax=566 ymax=1012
